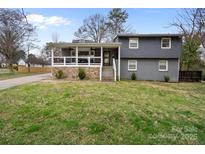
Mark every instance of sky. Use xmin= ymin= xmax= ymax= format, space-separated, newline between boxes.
xmin=24 ymin=8 xmax=181 ymax=55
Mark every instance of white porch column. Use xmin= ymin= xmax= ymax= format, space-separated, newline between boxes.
xmin=101 ymin=47 xmax=103 ymax=67
xmin=76 ymin=46 xmax=78 ymax=66
xmin=118 ymin=46 xmax=120 ymax=81
xmin=51 ymin=48 xmax=54 ymax=67
xmin=64 ymin=57 xmax=66 ymax=66
xmin=100 ymin=47 xmax=103 ymax=81
xmin=88 ymin=57 xmax=90 ymax=66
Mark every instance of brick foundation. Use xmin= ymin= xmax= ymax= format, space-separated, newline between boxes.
xmin=52 ymin=67 xmax=100 ymax=80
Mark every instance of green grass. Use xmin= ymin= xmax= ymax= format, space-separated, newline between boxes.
xmin=0 ymin=70 xmax=45 ymax=80
xmin=0 ymin=81 xmax=205 ymax=144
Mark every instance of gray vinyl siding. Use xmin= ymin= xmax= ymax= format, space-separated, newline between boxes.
xmin=120 ymin=59 xmax=179 ymax=82
xmin=118 ymin=36 xmax=182 ymax=58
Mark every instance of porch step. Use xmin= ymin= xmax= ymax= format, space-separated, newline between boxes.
xmin=102 ymin=66 xmax=113 ymax=81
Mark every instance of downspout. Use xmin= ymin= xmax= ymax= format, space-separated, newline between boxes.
xmin=100 ymin=46 xmax=103 ymax=81
xmin=118 ymin=46 xmax=121 ymax=81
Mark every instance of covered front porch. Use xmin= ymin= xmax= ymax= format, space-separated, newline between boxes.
xmin=51 ymin=43 xmax=121 ymax=81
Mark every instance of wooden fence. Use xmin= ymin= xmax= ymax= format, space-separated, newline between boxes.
xmin=18 ymin=65 xmax=51 ymax=73
xmin=179 ymin=71 xmax=202 ymax=82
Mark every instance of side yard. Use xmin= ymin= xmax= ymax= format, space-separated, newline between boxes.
xmin=0 ymin=81 xmax=204 ymax=144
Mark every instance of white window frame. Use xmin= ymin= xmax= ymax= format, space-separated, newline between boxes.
xmin=161 ymin=38 xmax=171 ymax=49
xmin=158 ymin=60 xmax=168 ymax=72
xmin=129 ymin=38 xmax=139 ymax=49
xmin=128 ymin=60 xmax=137 ymax=71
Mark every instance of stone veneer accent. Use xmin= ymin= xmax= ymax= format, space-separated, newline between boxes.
xmin=52 ymin=67 xmax=100 ymax=80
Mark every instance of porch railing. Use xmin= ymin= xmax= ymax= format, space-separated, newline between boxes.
xmin=53 ymin=56 xmax=101 ymax=66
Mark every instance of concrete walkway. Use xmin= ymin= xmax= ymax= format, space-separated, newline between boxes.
xmin=0 ymin=73 xmax=51 ymax=90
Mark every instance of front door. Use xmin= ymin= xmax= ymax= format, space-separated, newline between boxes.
xmin=103 ymin=51 xmax=110 ymax=66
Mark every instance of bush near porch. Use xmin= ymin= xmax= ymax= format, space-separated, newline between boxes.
xmin=0 ymin=81 xmax=205 ymax=144
xmin=52 ymin=67 xmax=99 ymax=80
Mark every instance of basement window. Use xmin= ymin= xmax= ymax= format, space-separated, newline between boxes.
xmin=159 ymin=60 xmax=168 ymax=71
xmin=128 ymin=60 xmax=137 ymax=71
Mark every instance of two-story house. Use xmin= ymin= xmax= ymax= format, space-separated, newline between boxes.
xmin=51 ymin=33 xmax=182 ymax=82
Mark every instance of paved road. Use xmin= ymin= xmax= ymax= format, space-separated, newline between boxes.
xmin=0 ymin=73 xmax=51 ymax=90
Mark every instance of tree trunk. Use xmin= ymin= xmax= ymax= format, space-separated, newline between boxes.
xmin=9 ymin=63 xmax=13 ymax=72
xmin=187 ymin=62 xmax=191 ymax=71
xmin=27 ymin=46 xmax=30 ymax=73
xmin=28 ymin=63 xmax=30 ymax=73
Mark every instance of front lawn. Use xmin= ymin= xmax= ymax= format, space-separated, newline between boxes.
xmin=0 ymin=81 xmax=204 ymax=144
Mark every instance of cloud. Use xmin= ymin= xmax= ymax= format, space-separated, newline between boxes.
xmin=27 ymin=14 xmax=70 ymax=29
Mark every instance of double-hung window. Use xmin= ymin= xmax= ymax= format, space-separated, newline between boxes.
xmin=159 ymin=60 xmax=168 ymax=71
xmin=161 ymin=38 xmax=171 ymax=49
xmin=128 ymin=60 xmax=137 ymax=71
xmin=129 ymin=38 xmax=139 ymax=49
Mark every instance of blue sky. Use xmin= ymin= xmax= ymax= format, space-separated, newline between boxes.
xmin=24 ymin=8 xmax=181 ymax=54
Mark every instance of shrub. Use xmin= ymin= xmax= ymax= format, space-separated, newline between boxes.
xmin=164 ymin=75 xmax=170 ymax=82
xmin=131 ymin=73 xmax=137 ymax=80
xmin=55 ymin=70 xmax=65 ymax=79
xmin=78 ymin=68 xmax=86 ymax=80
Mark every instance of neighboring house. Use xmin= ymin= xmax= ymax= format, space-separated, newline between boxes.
xmin=18 ymin=58 xmax=26 ymax=66
xmin=51 ymin=33 xmax=182 ymax=82
xmin=0 ymin=63 xmax=7 ymax=68
xmin=0 ymin=53 xmax=7 ymax=68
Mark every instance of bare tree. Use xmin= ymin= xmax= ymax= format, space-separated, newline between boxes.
xmin=51 ymin=32 xmax=61 ymax=56
xmin=41 ymin=44 xmax=51 ymax=59
xmin=171 ymin=8 xmax=205 ymax=70
xmin=40 ymin=44 xmax=52 ymax=66
xmin=74 ymin=14 xmax=108 ymax=43
xmin=27 ymin=54 xmax=38 ymax=65
xmin=0 ymin=9 xmax=35 ymax=71
xmin=38 ymin=54 xmax=50 ymax=67
xmin=25 ymin=27 xmax=39 ymax=72
xmin=25 ymin=41 xmax=39 ymax=72
xmin=171 ymin=9 xmax=205 ymax=40
xmin=21 ymin=9 xmax=39 ymax=72
xmin=196 ymin=9 xmax=205 ymax=47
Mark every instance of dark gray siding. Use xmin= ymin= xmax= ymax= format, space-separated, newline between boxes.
xmin=120 ymin=59 xmax=179 ymax=82
xmin=118 ymin=36 xmax=182 ymax=58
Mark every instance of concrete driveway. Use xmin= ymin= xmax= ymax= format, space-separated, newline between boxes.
xmin=0 ymin=73 xmax=51 ymax=90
